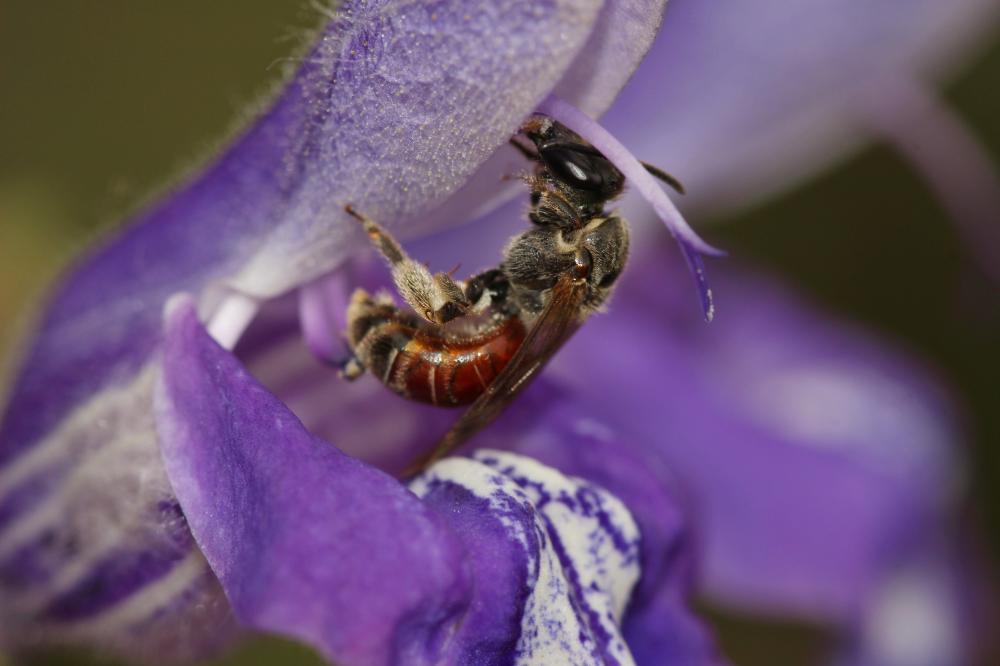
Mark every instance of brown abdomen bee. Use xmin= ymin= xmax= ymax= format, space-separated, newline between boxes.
xmin=342 ymin=115 xmax=672 ymax=472
xmin=344 ymin=292 xmax=527 ymax=406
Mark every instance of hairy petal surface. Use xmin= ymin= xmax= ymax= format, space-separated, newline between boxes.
xmin=0 ymin=367 xmax=235 ymax=660
xmin=2 ymin=0 xmax=606 ymax=469
xmin=155 ymin=298 xmax=715 ymax=665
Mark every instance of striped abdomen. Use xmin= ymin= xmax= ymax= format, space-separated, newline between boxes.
xmin=353 ymin=313 xmax=527 ymax=406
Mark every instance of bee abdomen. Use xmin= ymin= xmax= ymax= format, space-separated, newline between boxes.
xmin=356 ymin=316 xmax=526 ymax=406
xmin=403 ymin=317 xmax=527 ymax=405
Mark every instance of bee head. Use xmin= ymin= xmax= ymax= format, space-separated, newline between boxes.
xmin=523 ymin=117 xmax=624 ymax=202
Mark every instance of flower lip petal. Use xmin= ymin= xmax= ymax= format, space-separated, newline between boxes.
xmin=471 ymin=383 xmax=729 ymax=665
xmin=155 ymin=296 xmax=471 ymax=665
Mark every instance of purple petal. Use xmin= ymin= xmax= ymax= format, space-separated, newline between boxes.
xmin=0 ymin=389 xmax=233 ymax=660
xmin=298 ymin=271 xmax=352 ymax=362
xmin=155 ymin=297 xmax=470 ymax=665
xmin=545 ymin=253 xmax=960 ymax=623
xmin=413 ymin=450 xmax=647 ymax=664
xmin=602 ymin=0 xmax=1000 ymax=216
xmin=553 ymin=0 xmax=669 ymax=113
xmin=833 ymin=541 xmax=974 ymax=666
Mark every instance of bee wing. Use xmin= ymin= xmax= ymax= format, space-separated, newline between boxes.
xmin=403 ymin=275 xmax=589 ymax=476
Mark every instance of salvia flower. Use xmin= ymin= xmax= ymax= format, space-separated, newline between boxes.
xmin=0 ymin=0 xmax=989 ymax=665
xmin=0 ymin=0 xmax=724 ymax=663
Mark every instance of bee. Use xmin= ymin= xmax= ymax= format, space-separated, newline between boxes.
xmin=342 ymin=115 xmax=682 ymax=474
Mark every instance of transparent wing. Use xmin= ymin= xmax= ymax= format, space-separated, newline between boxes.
xmin=403 ymin=275 xmax=588 ymax=476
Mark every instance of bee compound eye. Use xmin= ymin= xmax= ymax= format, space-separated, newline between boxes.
xmin=540 ymin=144 xmax=608 ymax=191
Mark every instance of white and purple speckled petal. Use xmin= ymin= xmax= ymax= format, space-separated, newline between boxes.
xmin=474 ymin=390 xmax=727 ymax=666
xmin=410 ymin=450 xmax=643 ymax=666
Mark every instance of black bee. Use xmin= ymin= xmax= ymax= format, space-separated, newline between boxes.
xmin=342 ymin=115 xmax=681 ymax=473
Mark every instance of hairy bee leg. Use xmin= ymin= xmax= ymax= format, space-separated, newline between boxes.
xmin=342 ymin=287 xmax=399 ymax=380
xmin=344 ymin=205 xmax=471 ymax=324
xmin=338 ymin=355 xmax=365 ymax=380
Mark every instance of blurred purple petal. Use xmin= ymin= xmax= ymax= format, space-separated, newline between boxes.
xmin=604 ymin=0 xmax=1000 ymax=217
xmin=833 ymin=541 xmax=973 ymax=666
xmin=857 ymin=76 xmax=1000 ymax=284
xmin=542 ymin=251 xmax=960 ymax=624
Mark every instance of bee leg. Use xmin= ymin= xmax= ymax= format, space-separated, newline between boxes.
xmin=345 ymin=205 xmax=471 ymax=325
xmin=338 ymin=355 xmax=365 ymax=381
xmin=464 ymin=267 xmax=511 ymax=312
xmin=342 ymin=287 xmax=399 ymax=381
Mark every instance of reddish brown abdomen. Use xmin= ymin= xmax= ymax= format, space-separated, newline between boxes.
xmin=393 ymin=316 xmax=527 ymax=406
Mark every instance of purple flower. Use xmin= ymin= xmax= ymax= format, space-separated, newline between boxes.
xmin=0 ymin=2 xmax=723 ymax=664
xmin=1 ymin=0 xmax=991 ymax=664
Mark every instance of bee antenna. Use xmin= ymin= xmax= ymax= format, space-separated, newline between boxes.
xmin=641 ymin=161 xmax=686 ymax=195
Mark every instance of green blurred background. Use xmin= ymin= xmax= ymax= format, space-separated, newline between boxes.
xmin=1 ymin=2 xmax=997 ymax=665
